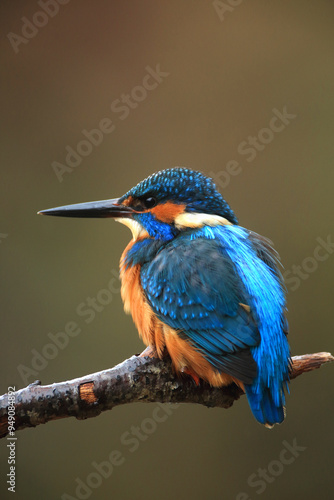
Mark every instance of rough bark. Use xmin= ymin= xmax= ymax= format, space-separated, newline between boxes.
xmin=0 ymin=352 xmax=332 ymax=439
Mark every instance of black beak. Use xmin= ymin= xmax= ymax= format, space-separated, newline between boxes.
xmin=38 ymin=198 xmax=134 ymax=219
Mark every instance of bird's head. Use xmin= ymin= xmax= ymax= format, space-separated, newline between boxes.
xmin=39 ymin=167 xmax=238 ymax=241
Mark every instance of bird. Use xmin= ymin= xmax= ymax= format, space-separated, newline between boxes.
xmin=39 ymin=167 xmax=291 ymax=427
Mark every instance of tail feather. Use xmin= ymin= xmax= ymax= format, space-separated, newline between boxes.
xmin=245 ymin=384 xmax=285 ymax=427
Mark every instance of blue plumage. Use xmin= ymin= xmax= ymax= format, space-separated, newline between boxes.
xmin=120 ymin=168 xmax=291 ymax=426
xmin=43 ymin=166 xmax=291 ymax=427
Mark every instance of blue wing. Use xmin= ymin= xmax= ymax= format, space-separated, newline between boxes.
xmin=140 ymin=235 xmax=261 ymax=384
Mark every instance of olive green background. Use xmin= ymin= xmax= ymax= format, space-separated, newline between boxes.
xmin=1 ymin=1 xmax=334 ymax=499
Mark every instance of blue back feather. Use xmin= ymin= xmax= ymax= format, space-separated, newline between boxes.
xmin=195 ymin=225 xmax=290 ymax=425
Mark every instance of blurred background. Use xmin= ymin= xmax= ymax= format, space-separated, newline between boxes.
xmin=1 ymin=1 xmax=334 ymax=499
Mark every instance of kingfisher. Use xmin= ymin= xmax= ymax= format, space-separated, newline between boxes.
xmin=39 ymin=167 xmax=291 ymax=427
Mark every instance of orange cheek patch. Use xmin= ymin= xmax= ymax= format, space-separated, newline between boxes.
xmin=150 ymin=202 xmax=186 ymax=223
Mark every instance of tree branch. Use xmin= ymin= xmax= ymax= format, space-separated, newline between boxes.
xmin=0 ymin=352 xmax=332 ymax=438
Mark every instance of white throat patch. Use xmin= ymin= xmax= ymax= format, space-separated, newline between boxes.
xmin=115 ymin=218 xmax=149 ymax=240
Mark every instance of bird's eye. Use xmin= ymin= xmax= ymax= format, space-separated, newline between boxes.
xmin=142 ymin=197 xmax=157 ymax=209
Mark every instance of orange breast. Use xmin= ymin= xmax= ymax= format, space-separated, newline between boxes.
xmin=120 ymin=240 xmax=241 ymax=389
xmin=120 ymin=241 xmax=165 ymax=357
